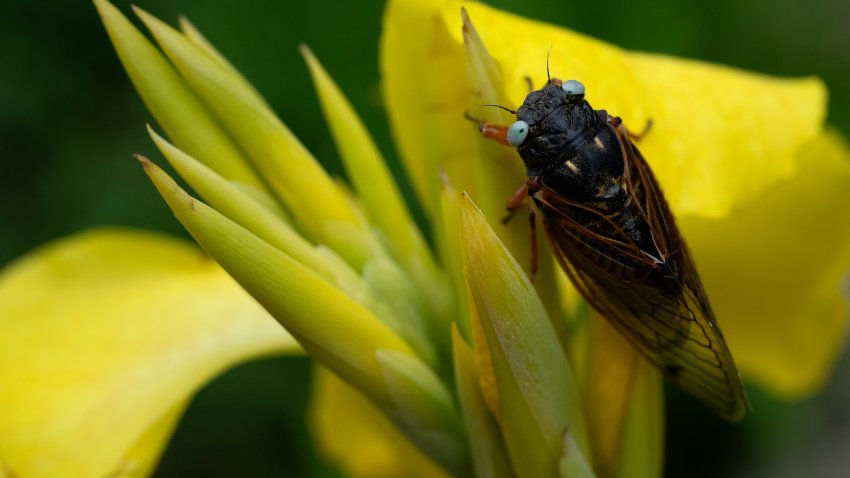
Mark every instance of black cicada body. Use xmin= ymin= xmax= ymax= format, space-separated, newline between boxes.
xmin=477 ymin=78 xmax=747 ymax=422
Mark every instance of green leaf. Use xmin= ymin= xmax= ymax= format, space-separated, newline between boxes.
xmin=461 ymin=194 xmax=588 ymax=477
xmin=302 ymin=45 xmax=453 ymax=352
xmin=134 ymin=6 xmax=379 ymax=269
xmin=94 ymin=0 xmax=262 ymax=188
xmin=147 ymin=126 xmax=361 ymax=293
xmin=377 ymin=350 xmax=470 ymax=476
xmin=140 ymin=157 xmax=415 ymax=406
xmin=452 ymin=326 xmax=515 ymax=478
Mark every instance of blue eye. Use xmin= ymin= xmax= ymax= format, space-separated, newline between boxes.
xmin=562 ymin=79 xmax=585 ymax=96
xmin=507 ymin=120 xmax=530 ymax=147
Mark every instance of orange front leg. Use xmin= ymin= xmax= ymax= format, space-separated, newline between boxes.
xmin=465 ymin=112 xmax=510 ymax=146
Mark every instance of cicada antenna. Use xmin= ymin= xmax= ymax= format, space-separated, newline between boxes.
xmin=546 ymin=45 xmax=553 ymax=81
xmin=480 ymin=104 xmax=517 ymax=115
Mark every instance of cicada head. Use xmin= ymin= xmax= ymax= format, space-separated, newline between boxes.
xmin=508 ymin=79 xmax=625 ymax=201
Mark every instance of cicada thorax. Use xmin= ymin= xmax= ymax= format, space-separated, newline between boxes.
xmin=515 ymin=84 xmax=663 ymax=269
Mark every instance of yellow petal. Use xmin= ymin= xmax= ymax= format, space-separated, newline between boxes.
xmin=679 ymin=128 xmax=850 ymax=397
xmin=308 ymin=367 xmax=450 ymax=478
xmin=585 ymin=316 xmax=663 ymax=478
xmin=381 ymin=0 xmax=478 ymax=218
xmin=112 ymin=400 xmax=189 ymax=478
xmin=585 ymin=315 xmax=639 ymax=477
xmin=0 ymin=229 xmax=299 ymax=477
xmin=441 ymin=1 xmax=825 ymax=219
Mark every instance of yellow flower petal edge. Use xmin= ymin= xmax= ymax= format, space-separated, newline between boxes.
xmin=585 ymin=315 xmax=640 ymax=477
xmin=458 ymin=7 xmax=526 ymax=229
xmin=113 ymin=400 xmax=189 ymax=478
xmin=0 ymin=229 xmax=299 ymax=477
xmin=680 ymin=128 xmax=850 ymax=397
xmin=308 ymin=367 xmax=450 ymax=478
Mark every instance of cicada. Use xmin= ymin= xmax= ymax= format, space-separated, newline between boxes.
xmin=473 ymin=78 xmax=748 ymax=422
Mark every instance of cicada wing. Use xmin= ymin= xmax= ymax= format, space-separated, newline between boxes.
xmin=535 ymin=179 xmax=748 ymax=422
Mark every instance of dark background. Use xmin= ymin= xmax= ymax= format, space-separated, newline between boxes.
xmin=2 ymin=1 xmax=849 ymax=476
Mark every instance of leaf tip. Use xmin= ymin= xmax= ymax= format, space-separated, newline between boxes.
xmin=298 ymin=43 xmax=314 ymax=60
xmin=134 ymin=153 xmax=152 ymax=169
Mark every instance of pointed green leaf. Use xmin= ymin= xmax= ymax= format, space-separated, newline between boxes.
xmin=147 ymin=126 xmax=361 ymax=294
xmin=376 ymin=350 xmax=470 ymax=476
xmin=461 ymin=194 xmax=589 ymax=477
xmin=436 ymin=174 xmax=470 ymax=339
xmin=301 ymin=46 xmax=425 ymax=265
xmin=458 ymin=8 xmax=564 ymax=344
xmin=140 ymin=157 xmax=415 ymax=406
xmin=452 ymin=326 xmax=515 ymax=478
xmin=177 ymin=15 xmax=267 ymax=105
xmin=134 ymin=7 xmax=378 ymax=269
xmin=302 ymin=45 xmax=453 ymax=348
xmin=460 ymin=7 xmax=525 ymax=227
xmin=94 ymin=0 xmax=262 ymax=188
xmin=360 ymin=256 xmax=437 ymax=366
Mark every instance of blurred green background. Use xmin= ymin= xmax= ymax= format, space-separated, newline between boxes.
xmin=2 ymin=0 xmax=849 ymax=476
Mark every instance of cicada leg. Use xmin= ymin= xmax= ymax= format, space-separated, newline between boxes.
xmin=464 ymin=112 xmax=510 ymax=146
xmin=502 ymin=180 xmax=540 ymax=281
xmin=607 ymin=115 xmax=653 ymax=141
xmin=529 ymin=206 xmax=539 ymax=281
xmin=502 ymin=182 xmax=529 ymax=224
xmin=523 ymin=75 xmax=534 ymax=93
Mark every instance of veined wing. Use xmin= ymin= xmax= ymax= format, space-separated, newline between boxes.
xmin=533 ymin=144 xmax=748 ymax=421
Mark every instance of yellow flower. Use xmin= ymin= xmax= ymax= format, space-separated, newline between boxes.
xmin=1 ymin=1 xmax=848 ymax=478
